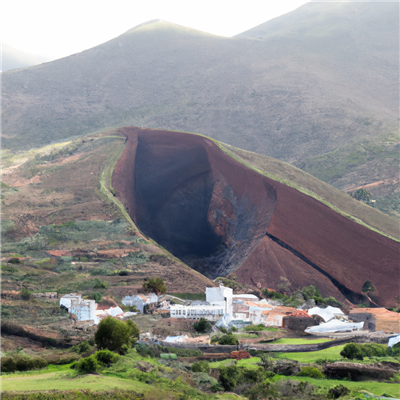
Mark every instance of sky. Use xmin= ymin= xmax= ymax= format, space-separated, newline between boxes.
xmin=1 ymin=0 xmax=309 ymax=61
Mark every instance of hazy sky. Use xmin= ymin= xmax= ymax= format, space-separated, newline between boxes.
xmin=1 ymin=0 xmax=309 ymax=60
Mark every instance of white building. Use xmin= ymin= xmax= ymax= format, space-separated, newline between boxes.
xmin=170 ymin=285 xmax=233 ymax=321
xmin=206 ymin=285 xmax=233 ymax=315
xmin=70 ymin=298 xmax=99 ymax=324
xmin=122 ymin=293 xmax=159 ymax=314
xmin=60 ymin=293 xmax=82 ymax=310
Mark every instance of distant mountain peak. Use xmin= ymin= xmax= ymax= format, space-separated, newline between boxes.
xmin=128 ymin=19 xmax=164 ymax=32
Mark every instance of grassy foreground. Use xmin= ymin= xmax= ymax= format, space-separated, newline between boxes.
xmin=1 ymin=370 xmax=151 ymax=392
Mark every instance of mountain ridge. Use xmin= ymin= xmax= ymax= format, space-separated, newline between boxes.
xmin=2 ymin=2 xmax=398 ymax=214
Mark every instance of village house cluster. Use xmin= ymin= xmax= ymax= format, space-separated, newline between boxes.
xmin=59 ymin=285 xmax=399 ymax=337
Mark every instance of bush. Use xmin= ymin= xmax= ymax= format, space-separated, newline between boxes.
xmin=2 ymin=355 xmax=47 ymax=372
xmin=90 ymin=292 xmax=102 ymax=302
xmin=71 ymin=340 xmax=91 ymax=354
xmin=219 ymin=365 xmax=242 ymax=391
xmin=191 ymin=361 xmax=210 ymax=373
xmin=297 ymin=366 xmax=324 ymax=379
xmin=8 ymin=258 xmax=21 ymax=264
xmin=359 ymin=343 xmax=388 ymax=358
xmin=340 ymin=343 xmax=364 ymax=360
xmin=95 ymin=349 xmax=120 ymax=365
xmin=95 ymin=316 xmax=139 ymax=354
xmin=135 ymin=343 xmax=159 ymax=358
xmin=94 ymin=279 xmax=107 ymax=289
xmin=263 ymin=371 xmax=275 ymax=379
xmin=142 ymin=277 xmax=166 ymax=295
xmin=246 ymin=380 xmax=277 ymax=400
xmin=193 ymin=317 xmax=211 ymax=333
xmin=1 ymin=357 xmax=16 ymax=373
xmin=328 ymin=384 xmax=350 ymax=399
xmin=213 ymin=333 xmax=239 ymax=345
xmin=243 ymin=367 xmax=262 ymax=383
xmin=20 ymin=287 xmax=31 ymax=300
xmin=76 ymin=355 xmax=98 ymax=373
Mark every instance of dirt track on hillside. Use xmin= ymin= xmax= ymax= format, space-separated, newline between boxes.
xmin=113 ymin=127 xmax=399 ymax=307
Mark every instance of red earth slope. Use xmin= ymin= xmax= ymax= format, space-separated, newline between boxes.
xmin=112 ymin=127 xmax=399 ymax=307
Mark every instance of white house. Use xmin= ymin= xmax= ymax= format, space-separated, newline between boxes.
xmin=122 ymin=293 xmax=159 ymax=314
xmin=60 ymin=293 xmax=82 ymax=310
xmin=70 ymin=298 xmax=99 ymax=324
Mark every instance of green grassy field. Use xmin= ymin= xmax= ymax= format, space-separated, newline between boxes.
xmin=1 ymin=370 xmax=152 ymax=392
xmin=273 ymin=345 xmax=346 ymax=363
xmin=209 ymin=357 xmax=262 ymax=369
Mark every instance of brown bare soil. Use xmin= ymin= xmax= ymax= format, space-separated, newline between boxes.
xmin=113 ymin=127 xmax=399 ymax=307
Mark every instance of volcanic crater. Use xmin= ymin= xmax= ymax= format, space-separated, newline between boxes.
xmin=113 ymin=127 xmax=399 ymax=307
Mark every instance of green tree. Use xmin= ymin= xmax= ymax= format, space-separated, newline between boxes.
xmin=193 ymin=317 xmax=211 ymax=333
xmin=142 ymin=277 xmax=166 ymax=295
xmin=351 ymin=188 xmax=371 ymax=203
xmin=361 ymin=280 xmax=375 ymax=294
xmin=340 ymin=343 xmax=363 ymax=360
xmin=95 ymin=316 xmax=139 ymax=354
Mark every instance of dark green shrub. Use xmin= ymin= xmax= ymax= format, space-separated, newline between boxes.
xmin=359 ymin=343 xmax=388 ymax=358
xmin=94 ymin=279 xmax=107 ymax=289
xmin=243 ymin=367 xmax=262 ymax=383
xmin=217 ymin=333 xmax=239 ymax=345
xmin=263 ymin=370 xmax=275 ymax=379
xmin=230 ymin=326 xmax=238 ymax=332
xmin=297 ymin=366 xmax=324 ymax=379
xmin=31 ymin=357 xmax=48 ymax=370
xmin=191 ymin=361 xmax=210 ymax=373
xmin=15 ymin=357 xmax=34 ymax=371
xmin=74 ymin=340 xmax=91 ymax=354
xmin=219 ymin=327 xmax=228 ymax=334
xmin=8 ymin=258 xmax=21 ymax=264
xmin=118 ymin=270 xmax=129 ymax=276
xmin=76 ymin=355 xmax=98 ymax=373
xmin=1 ymin=357 xmax=16 ymax=372
xmin=219 ymin=365 xmax=242 ymax=391
xmin=135 ymin=343 xmax=155 ymax=358
xmin=193 ymin=317 xmax=211 ymax=333
xmin=90 ymin=292 xmax=102 ymax=302
xmin=340 ymin=343 xmax=364 ymax=360
xmin=20 ymin=287 xmax=31 ymax=300
xmin=246 ymin=380 xmax=277 ymax=400
xmin=328 ymin=384 xmax=350 ymax=399
xmin=95 ymin=349 xmax=119 ymax=365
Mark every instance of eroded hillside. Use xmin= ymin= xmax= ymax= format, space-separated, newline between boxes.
xmin=113 ymin=127 xmax=399 ymax=308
